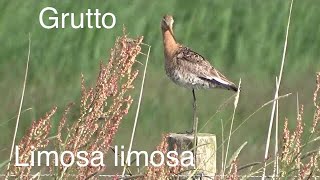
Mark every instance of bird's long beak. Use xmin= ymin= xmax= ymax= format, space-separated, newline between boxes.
xmin=168 ymin=27 xmax=174 ymax=37
xmin=165 ymin=20 xmax=175 ymax=39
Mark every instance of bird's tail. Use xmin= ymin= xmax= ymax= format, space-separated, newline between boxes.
xmin=199 ymin=76 xmax=239 ymax=92
xmin=228 ymin=83 xmax=238 ymax=92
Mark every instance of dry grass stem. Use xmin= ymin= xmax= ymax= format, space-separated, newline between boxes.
xmin=262 ymin=0 xmax=294 ymax=178
xmin=122 ymin=43 xmax=151 ymax=177
xmin=6 ymin=34 xmax=32 ymax=176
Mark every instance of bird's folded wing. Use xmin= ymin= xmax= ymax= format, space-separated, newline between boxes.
xmin=175 ymin=46 xmax=237 ymax=90
xmin=176 ymin=46 xmax=211 ymax=65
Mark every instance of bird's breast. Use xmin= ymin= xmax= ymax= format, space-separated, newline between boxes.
xmin=165 ymin=67 xmax=213 ymax=89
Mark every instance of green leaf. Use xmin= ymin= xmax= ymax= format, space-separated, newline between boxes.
xmin=226 ymin=141 xmax=247 ymax=169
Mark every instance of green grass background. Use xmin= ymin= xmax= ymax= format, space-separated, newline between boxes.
xmin=1 ymin=0 xmax=319 ymax=171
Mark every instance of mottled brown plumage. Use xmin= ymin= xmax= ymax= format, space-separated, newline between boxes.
xmin=161 ymin=15 xmax=238 ymax=92
xmin=161 ymin=15 xmax=238 ymax=133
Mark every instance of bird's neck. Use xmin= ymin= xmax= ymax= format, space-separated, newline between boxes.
xmin=162 ymin=29 xmax=179 ymax=59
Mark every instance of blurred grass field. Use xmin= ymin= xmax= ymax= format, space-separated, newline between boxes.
xmin=0 ymin=0 xmax=319 ymax=167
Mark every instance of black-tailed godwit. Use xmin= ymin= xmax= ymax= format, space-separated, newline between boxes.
xmin=161 ymin=15 xmax=238 ymax=133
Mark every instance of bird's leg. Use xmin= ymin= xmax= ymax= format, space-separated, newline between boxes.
xmin=192 ymin=89 xmax=198 ymax=134
xmin=186 ymin=89 xmax=198 ymax=134
xmin=192 ymin=89 xmax=198 ymax=167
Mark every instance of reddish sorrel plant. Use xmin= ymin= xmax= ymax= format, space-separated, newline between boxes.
xmin=6 ymin=33 xmax=143 ymax=179
xmin=7 ymin=107 xmax=57 ymax=179
xmin=227 ymin=159 xmax=239 ymax=180
xmin=144 ymin=134 xmax=183 ymax=180
xmin=280 ymin=73 xmax=320 ymax=179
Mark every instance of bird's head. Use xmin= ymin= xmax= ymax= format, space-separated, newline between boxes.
xmin=161 ymin=15 xmax=174 ymax=35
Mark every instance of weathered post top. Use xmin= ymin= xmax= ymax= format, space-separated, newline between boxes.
xmin=167 ymin=133 xmax=217 ymax=179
